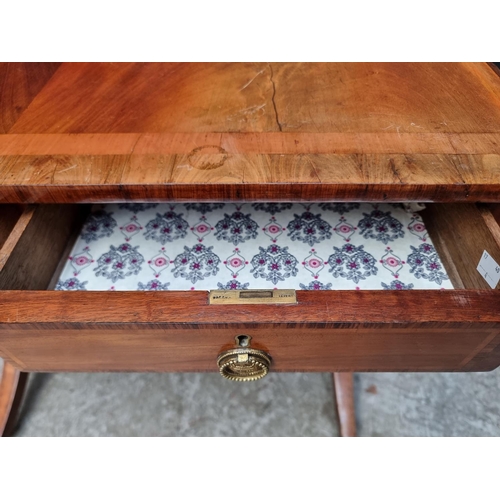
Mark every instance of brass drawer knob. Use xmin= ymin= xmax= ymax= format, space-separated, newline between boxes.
xmin=217 ymin=335 xmax=271 ymax=382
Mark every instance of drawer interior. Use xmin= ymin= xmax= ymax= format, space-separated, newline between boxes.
xmin=54 ymin=202 xmax=455 ymax=292
xmin=1 ymin=202 xmax=499 ymax=293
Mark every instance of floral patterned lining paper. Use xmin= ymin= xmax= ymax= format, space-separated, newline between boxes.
xmin=56 ymin=203 xmax=453 ymax=291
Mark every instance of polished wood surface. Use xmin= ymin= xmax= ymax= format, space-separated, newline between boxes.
xmin=0 ymin=362 xmax=27 ymax=436
xmin=0 ymin=63 xmax=499 ymax=203
xmin=422 ymin=204 xmax=500 ymax=290
xmin=0 ymin=290 xmax=499 ymax=372
xmin=333 ymin=373 xmax=356 ymax=437
xmin=0 ymin=63 xmax=61 ymax=134
xmin=1 ymin=289 xmax=500 ymax=324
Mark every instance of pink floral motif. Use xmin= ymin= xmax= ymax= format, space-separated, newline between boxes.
xmin=191 ymin=216 xmax=214 ymax=241
xmin=148 ymin=248 xmax=170 ymax=277
xmin=223 ymin=248 xmax=248 ymax=278
xmin=408 ymin=215 xmax=428 ymax=241
xmin=263 ymin=217 xmax=284 ymax=242
xmin=69 ymin=247 xmax=94 ymax=275
xmin=334 ymin=217 xmax=356 ymax=241
xmin=302 ymin=249 xmax=325 ymax=279
xmin=380 ymin=247 xmax=404 ymax=278
xmin=120 ymin=215 xmax=143 ymax=241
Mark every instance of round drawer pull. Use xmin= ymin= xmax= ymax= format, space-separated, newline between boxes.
xmin=217 ymin=335 xmax=271 ymax=382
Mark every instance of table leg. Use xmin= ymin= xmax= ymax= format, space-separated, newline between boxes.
xmin=333 ymin=373 xmax=356 ymax=437
xmin=0 ymin=362 xmax=28 ymax=437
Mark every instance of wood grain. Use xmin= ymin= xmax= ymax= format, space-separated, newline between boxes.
xmin=488 ymin=204 xmax=500 ymax=227
xmin=333 ymin=373 xmax=356 ymax=437
xmin=0 ymin=205 xmax=23 ymax=252
xmin=9 ymin=63 xmax=500 ymax=135
xmin=1 ymin=290 xmax=499 ymax=325
xmin=422 ymin=204 xmax=500 ymax=290
xmin=1 ymin=132 xmax=500 ymax=155
xmin=0 ymin=291 xmax=499 ymax=372
xmin=0 ymin=205 xmax=86 ymax=289
xmin=0 ymin=205 xmax=35 ymax=272
xmin=0 ymin=63 xmax=499 ymax=203
xmin=0 ymin=63 xmax=61 ymax=133
xmin=0 ymin=152 xmax=499 ymax=203
xmin=480 ymin=205 xmax=500 ymax=248
xmin=0 ymin=362 xmax=27 ymax=436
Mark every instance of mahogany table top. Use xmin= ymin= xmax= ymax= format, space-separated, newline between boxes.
xmin=0 ymin=62 xmax=499 ymax=203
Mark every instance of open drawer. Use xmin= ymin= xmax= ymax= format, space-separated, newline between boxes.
xmin=0 ymin=202 xmax=499 ymax=374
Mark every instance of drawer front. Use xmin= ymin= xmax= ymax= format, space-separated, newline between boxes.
xmin=0 ymin=204 xmax=499 ymax=374
xmin=0 ymin=290 xmax=499 ymax=373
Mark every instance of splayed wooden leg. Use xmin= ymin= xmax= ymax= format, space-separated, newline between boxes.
xmin=0 ymin=362 xmax=28 ymax=437
xmin=333 ymin=373 xmax=356 ymax=437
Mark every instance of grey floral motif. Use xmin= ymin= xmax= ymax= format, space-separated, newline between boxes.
xmin=214 ymin=211 xmax=259 ymax=246
xmin=137 ymin=279 xmax=170 ymax=291
xmin=172 ymin=244 xmax=220 ymax=284
xmin=407 ymin=243 xmax=449 ymax=285
xmin=287 ymin=211 xmax=332 ymax=246
xmin=299 ymin=280 xmax=333 ymax=290
xmin=381 ymin=280 xmax=415 ymax=290
xmin=94 ymin=243 xmax=145 ymax=283
xmin=144 ymin=210 xmax=189 ymax=244
xmin=328 ymin=244 xmax=378 ymax=283
xmin=81 ymin=210 xmax=117 ymax=243
xmin=55 ymin=278 xmax=88 ymax=290
xmin=318 ymin=203 xmax=360 ymax=215
xmin=357 ymin=209 xmax=404 ymax=244
xmin=250 ymin=244 xmax=298 ymax=285
xmin=184 ymin=203 xmax=224 ymax=214
xmin=118 ymin=203 xmax=158 ymax=213
xmin=251 ymin=203 xmax=293 ymax=214
xmin=216 ymin=280 xmax=250 ymax=290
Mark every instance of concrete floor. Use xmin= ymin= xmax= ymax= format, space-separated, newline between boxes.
xmin=7 ymin=367 xmax=500 ymax=436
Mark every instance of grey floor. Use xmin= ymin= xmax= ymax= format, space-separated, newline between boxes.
xmin=6 ymin=366 xmax=500 ymax=436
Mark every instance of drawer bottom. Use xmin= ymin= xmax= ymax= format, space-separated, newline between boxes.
xmin=55 ymin=202 xmax=453 ymax=292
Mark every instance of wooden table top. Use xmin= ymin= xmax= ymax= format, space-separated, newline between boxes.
xmin=0 ymin=62 xmax=499 ymax=203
